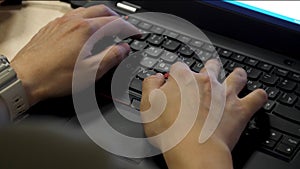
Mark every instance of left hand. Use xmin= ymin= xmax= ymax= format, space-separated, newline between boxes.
xmin=11 ymin=5 xmax=137 ymax=106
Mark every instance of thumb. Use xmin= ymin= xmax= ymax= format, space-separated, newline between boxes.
xmin=140 ymin=73 xmax=165 ymax=111
xmin=97 ymin=43 xmax=130 ymax=79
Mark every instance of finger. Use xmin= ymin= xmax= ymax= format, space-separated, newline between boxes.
xmin=240 ymin=89 xmax=268 ymax=117
xmin=200 ymin=59 xmax=221 ymax=81
xmin=74 ymin=5 xmax=118 ymax=18
xmin=168 ymin=62 xmax=194 ymax=85
xmin=88 ymin=16 xmax=140 ymax=38
xmin=224 ymin=68 xmax=247 ymax=96
xmin=95 ymin=43 xmax=130 ymax=79
xmin=141 ymin=73 xmax=165 ymax=110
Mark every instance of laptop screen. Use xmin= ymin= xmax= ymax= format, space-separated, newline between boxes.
xmin=206 ymin=1 xmax=300 ymax=32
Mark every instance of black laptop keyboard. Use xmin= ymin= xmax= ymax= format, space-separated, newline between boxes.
xmin=122 ymin=16 xmax=300 ymax=161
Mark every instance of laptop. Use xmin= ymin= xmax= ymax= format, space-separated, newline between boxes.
xmin=26 ymin=1 xmax=300 ymax=169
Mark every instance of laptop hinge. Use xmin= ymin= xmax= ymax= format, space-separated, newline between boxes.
xmin=116 ymin=1 xmax=141 ymax=13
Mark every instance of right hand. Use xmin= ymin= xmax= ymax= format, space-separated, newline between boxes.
xmin=140 ymin=60 xmax=268 ymax=169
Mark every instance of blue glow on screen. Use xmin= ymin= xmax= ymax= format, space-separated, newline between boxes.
xmin=224 ymin=1 xmax=300 ymax=25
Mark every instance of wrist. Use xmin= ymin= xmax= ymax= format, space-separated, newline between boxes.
xmin=10 ymin=60 xmax=42 ymax=106
xmin=163 ymin=136 xmax=232 ymax=169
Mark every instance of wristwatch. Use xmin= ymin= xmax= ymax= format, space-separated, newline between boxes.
xmin=0 ymin=54 xmax=29 ymax=120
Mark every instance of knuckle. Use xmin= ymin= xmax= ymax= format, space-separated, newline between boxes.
xmin=198 ymin=72 xmax=210 ymax=84
xmin=76 ymin=19 xmax=90 ymax=28
xmin=55 ymin=16 xmax=69 ymax=24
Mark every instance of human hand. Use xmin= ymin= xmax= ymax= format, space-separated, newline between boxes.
xmin=140 ymin=60 xmax=268 ymax=169
xmin=11 ymin=5 xmax=138 ymax=106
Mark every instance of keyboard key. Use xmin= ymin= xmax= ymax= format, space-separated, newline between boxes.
xmin=194 ymin=49 xmax=212 ymax=62
xmin=137 ymin=69 xmax=156 ymax=80
xmin=127 ymin=17 xmax=140 ymax=25
xmin=277 ymin=79 xmax=297 ymax=92
xmin=244 ymin=58 xmax=259 ymax=66
xmin=145 ymin=47 xmax=163 ymax=58
xmin=263 ymin=100 xmax=276 ymax=111
xmin=154 ymin=62 xmax=171 ymax=73
xmin=178 ymin=35 xmax=191 ymax=44
xmin=245 ymin=67 xmax=262 ymax=80
xmin=147 ymin=34 xmax=164 ymax=46
xmin=231 ymin=54 xmax=246 ymax=62
xmin=266 ymin=87 xmax=280 ymax=99
xmin=192 ymin=61 xmax=204 ymax=73
xmin=274 ymin=68 xmax=289 ymax=77
xmin=269 ymin=129 xmax=282 ymax=141
xmin=282 ymin=136 xmax=299 ymax=147
xmin=140 ymin=57 xmax=157 ymax=68
xmin=138 ymin=22 xmax=152 ymax=30
xmin=161 ymin=51 xmax=178 ymax=63
xmin=178 ymin=45 xmax=194 ymax=57
xmin=218 ymin=49 xmax=232 ymax=58
xmin=257 ymin=62 xmax=273 ymax=72
xmin=202 ymin=44 xmax=215 ymax=53
xmin=163 ymin=39 xmax=180 ymax=51
xmin=247 ymin=80 xmax=262 ymax=91
xmin=261 ymin=139 xmax=276 ymax=149
xmin=269 ymin=114 xmax=300 ymax=137
xmin=278 ymin=93 xmax=297 ymax=106
xmin=275 ymin=143 xmax=295 ymax=156
xmin=164 ymin=30 xmax=179 ymax=39
xmin=150 ymin=26 xmax=165 ymax=34
xmin=139 ymin=33 xmax=150 ymax=41
xmin=131 ymin=99 xmax=141 ymax=110
xmin=260 ymin=74 xmax=279 ymax=85
xmin=180 ymin=57 xmax=195 ymax=67
xmin=219 ymin=57 xmax=229 ymax=66
xmin=129 ymin=78 xmax=143 ymax=93
xmin=189 ymin=39 xmax=204 ymax=48
xmin=130 ymin=40 xmax=147 ymax=51
xmin=226 ymin=62 xmax=245 ymax=72
xmin=274 ymin=103 xmax=300 ymax=123
xmin=288 ymin=73 xmax=300 ymax=82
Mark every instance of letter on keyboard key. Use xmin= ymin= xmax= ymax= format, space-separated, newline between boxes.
xmin=147 ymin=34 xmax=164 ymax=46
xmin=131 ymin=40 xmax=147 ymax=51
xmin=137 ymin=70 xmax=156 ymax=80
xmin=145 ymin=47 xmax=163 ymax=58
xmin=140 ymin=57 xmax=157 ymax=68
xmin=266 ymin=87 xmax=280 ymax=99
xmin=275 ymin=143 xmax=295 ymax=156
xmin=154 ymin=62 xmax=171 ymax=73
xmin=277 ymin=79 xmax=297 ymax=92
xmin=163 ymin=39 xmax=180 ymax=51
xmin=278 ymin=93 xmax=297 ymax=105
xmin=192 ymin=61 xmax=204 ymax=73
xmin=260 ymin=74 xmax=279 ymax=85
xmin=246 ymin=67 xmax=262 ymax=80
xmin=247 ymin=80 xmax=262 ymax=91
xmin=161 ymin=51 xmax=178 ymax=63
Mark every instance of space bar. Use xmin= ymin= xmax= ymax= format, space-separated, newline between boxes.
xmin=269 ymin=114 xmax=300 ymax=137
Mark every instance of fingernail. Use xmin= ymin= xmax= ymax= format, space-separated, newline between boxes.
xmin=117 ymin=43 xmax=130 ymax=58
xmin=156 ymin=73 xmax=164 ymax=77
